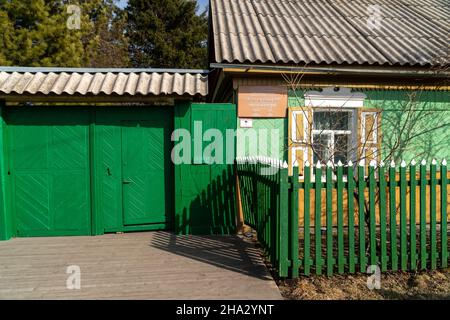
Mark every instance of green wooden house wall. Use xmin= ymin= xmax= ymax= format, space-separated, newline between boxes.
xmin=235 ymin=89 xmax=450 ymax=163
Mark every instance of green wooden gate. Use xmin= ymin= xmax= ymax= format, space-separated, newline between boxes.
xmin=3 ymin=106 xmax=173 ymax=238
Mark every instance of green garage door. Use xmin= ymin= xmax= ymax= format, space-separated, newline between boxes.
xmin=7 ymin=107 xmax=91 ymax=237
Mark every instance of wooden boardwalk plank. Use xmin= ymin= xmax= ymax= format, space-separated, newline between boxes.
xmin=0 ymin=232 xmax=282 ymax=300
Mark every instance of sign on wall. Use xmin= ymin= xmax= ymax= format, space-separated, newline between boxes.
xmin=240 ymin=118 xmax=253 ymax=128
xmin=238 ymin=86 xmax=288 ymax=118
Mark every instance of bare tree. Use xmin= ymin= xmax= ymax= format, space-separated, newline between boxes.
xmin=281 ymin=60 xmax=450 ymax=243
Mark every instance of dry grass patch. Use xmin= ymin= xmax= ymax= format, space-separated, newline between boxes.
xmin=278 ymin=269 xmax=450 ymax=300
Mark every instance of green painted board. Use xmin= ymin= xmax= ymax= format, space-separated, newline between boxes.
xmin=175 ymin=103 xmax=237 ymax=235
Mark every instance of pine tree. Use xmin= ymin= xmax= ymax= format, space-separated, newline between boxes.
xmin=0 ymin=0 xmax=129 ymax=67
xmin=126 ymin=0 xmax=208 ymax=69
xmin=0 ymin=0 xmax=84 ymax=66
xmin=79 ymin=0 xmax=130 ymax=67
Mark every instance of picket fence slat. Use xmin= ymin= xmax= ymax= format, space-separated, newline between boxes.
xmin=420 ymin=163 xmax=427 ymax=270
xmin=358 ymin=164 xmax=366 ymax=272
xmin=441 ymin=161 xmax=448 ymax=269
xmin=291 ymin=165 xmax=300 ymax=278
xmin=410 ymin=162 xmax=417 ymax=270
xmin=347 ymin=164 xmax=356 ymax=274
xmin=304 ymin=164 xmax=312 ymax=275
xmin=337 ymin=164 xmax=345 ymax=274
xmin=379 ymin=164 xmax=388 ymax=272
xmin=369 ymin=164 xmax=377 ymax=267
xmin=430 ymin=162 xmax=437 ymax=270
xmin=315 ymin=165 xmax=322 ymax=275
xmin=400 ymin=163 xmax=408 ymax=271
xmin=279 ymin=166 xmax=289 ymax=277
xmin=389 ymin=164 xmax=398 ymax=271
xmin=326 ymin=166 xmax=334 ymax=276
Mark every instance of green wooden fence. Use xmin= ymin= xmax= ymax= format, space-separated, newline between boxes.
xmin=236 ymin=157 xmax=449 ymax=278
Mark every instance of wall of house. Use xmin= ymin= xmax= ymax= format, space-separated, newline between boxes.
xmin=235 ymin=92 xmax=304 ymax=161
xmin=236 ymin=118 xmax=287 ymax=160
xmin=235 ymin=86 xmax=449 ymax=164
xmin=361 ymin=90 xmax=450 ymax=163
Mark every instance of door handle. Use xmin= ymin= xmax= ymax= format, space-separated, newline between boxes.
xmin=123 ymin=180 xmax=133 ymax=184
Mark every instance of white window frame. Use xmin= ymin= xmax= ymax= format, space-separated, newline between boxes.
xmin=291 ymin=87 xmax=367 ymax=180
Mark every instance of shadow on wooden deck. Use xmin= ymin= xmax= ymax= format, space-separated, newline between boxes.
xmin=0 ymin=232 xmax=282 ymax=299
xmin=150 ymin=231 xmax=273 ymax=280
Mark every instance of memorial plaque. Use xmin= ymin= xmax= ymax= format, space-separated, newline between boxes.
xmin=238 ymin=86 xmax=288 ymax=118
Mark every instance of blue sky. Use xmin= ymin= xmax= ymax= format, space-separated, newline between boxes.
xmin=117 ymin=0 xmax=209 ymax=12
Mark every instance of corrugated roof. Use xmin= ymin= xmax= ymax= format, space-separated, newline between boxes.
xmin=210 ymin=0 xmax=450 ymax=66
xmin=0 ymin=68 xmax=208 ymax=97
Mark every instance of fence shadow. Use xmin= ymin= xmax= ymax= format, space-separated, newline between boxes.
xmin=176 ymin=165 xmax=237 ymax=235
xmin=149 ymin=231 xmax=274 ymax=280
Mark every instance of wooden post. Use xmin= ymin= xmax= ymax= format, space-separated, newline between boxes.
xmin=235 ymin=172 xmax=245 ymax=233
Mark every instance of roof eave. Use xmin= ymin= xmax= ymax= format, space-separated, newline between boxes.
xmin=211 ymin=62 xmax=450 ymax=78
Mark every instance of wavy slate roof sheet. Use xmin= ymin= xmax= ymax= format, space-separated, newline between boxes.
xmin=0 ymin=69 xmax=208 ymax=97
xmin=210 ymin=0 xmax=450 ymax=66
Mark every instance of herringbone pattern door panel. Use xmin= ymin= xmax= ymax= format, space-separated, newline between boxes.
xmin=8 ymin=108 xmax=91 ymax=237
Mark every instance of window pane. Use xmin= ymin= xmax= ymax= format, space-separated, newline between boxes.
xmin=313 ymin=111 xmax=350 ymax=131
xmin=334 ymin=134 xmax=350 ymax=164
xmin=313 ymin=133 xmax=331 ymax=164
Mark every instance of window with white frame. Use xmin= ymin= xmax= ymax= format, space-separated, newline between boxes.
xmin=288 ymin=88 xmax=370 ymax=177
xmin=312 ymin=109 xmax=355 ymax=165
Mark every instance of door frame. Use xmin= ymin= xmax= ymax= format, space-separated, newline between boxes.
xmin=93 ymin=106 xmax=175 ymax=235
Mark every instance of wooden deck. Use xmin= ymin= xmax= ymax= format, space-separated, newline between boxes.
xmin=0 ymin=232 xmax=282 ymax=300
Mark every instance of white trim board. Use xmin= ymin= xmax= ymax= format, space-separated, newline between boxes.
xmin=305 ymin=87 xmax=367 ymax=108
